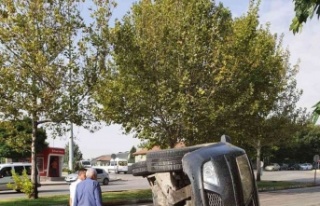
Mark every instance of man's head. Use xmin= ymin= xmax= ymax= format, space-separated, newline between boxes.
xmin=86 ymin=168 xmax=97 ymax=180
xmin=78 ymin=168 xmax=87 ymax=181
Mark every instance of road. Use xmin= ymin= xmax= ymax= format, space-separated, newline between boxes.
xmin=0 ymin=173 xmax=150 ymax=200
xmin=1 ymin=171 xmax=320 ymax=205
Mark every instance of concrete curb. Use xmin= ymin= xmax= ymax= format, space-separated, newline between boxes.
xmin=41 ymin=178 xmax=122 ymax=186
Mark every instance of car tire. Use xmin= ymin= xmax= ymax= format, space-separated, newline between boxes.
xmin=132 ymin=161 xmax=152 ymax=176
xmin=103 ymin=178 xmax=109 ymax=185
xmin=146 ymin=143 xmax=213 ymax=173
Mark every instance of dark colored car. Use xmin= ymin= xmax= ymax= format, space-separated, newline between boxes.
xmin=279 ymin=163 xmax=289 ymax=170
xmin=132 ymin=135 xmax=259 ymax=206
xmin=288 ymin=163 xmax=301 ymax=170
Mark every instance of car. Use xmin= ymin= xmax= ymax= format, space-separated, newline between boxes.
xmin=65 ymin=168 xmax=109 ymax=185
xmin=279 ymin=163 xmax=289 ymax=170
xmin=0 ymin=162 xmax=41 ymax=192
xmin=265 ymin=163 xmax=280 ymax=171
xmin=288 ymin=163 xmax=302 ymax=170
xmin=131 ymin=135 xmax=259 ymax=205
xmin=299 ymin=163 xmax=313 ymax=170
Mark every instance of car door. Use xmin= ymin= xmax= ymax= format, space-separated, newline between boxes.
xmin=0 ymin=166 xmax=13 ymax=190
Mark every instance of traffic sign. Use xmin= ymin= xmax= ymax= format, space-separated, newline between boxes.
xmin=313 ymin=155 xmax=319 ymax=162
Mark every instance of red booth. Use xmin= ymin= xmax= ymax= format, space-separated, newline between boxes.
xmin=36 ymin=147 xmax=65 ymax=178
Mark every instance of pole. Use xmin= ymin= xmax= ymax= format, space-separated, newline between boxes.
xmin=69 ymin=123 xmax=74 ymax=172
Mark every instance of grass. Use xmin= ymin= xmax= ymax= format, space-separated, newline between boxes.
xmin=257 ymin=180 xmax=315 ymax=191
xmin=0 ymin=189 xmax=152 ymax=206
xmin=0 ymin=181 xmax=315 ymax=206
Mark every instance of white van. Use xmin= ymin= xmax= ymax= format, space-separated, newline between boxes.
xmin=107 ymin=160 xmax=128 ymax=174
xmin=0 ymin=162 xmax=40 ymax=191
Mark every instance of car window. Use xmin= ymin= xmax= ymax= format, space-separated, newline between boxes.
xmin=25 ymin=166 xmax=31 ymax=175
xmin=0 ymin=167 xmax=12 ymax=177
xmin=118 ymin=161 xmax=127 ymax=166
xmin=96 ymin=169 xmax=102 ymax=174
xmin=14 ymin=166 xmax=24 ymax=175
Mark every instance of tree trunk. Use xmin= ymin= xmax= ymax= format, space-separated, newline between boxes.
xmin=256 ymin=140 xmax=261 ymax=182
xmin=31 ymin=114 xmax=39 ymax=199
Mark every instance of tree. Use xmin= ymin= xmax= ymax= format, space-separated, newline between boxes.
xmin=0 ymin=0 xmax=115 ymax=198
xmin=227 ymin=2 xmax=308 ymax=181
xmin=128 ymin=146 xmax=137 ymax=163
xmin=96 ymin=0 xmax=300 ymax=151
xmin=290 ymin=0 xmax=320 ymax=33
xmin=96 ymin=0 xmax=236 ymax=148
xmin=312 ymin=101 xmax=320 ymax=124
xmin=0 ymin=118 xmax=48 ymax=159
xmin=64 ymin=141 xmax=83 ymax=171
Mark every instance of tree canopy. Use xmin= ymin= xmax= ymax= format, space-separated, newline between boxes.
xmin=0 ymin=0 xmax=115 ymax=198
xmin=290 ymin=0 xmax=320 ymax=33
xmin=0 ymin=118 xmax=48 ymax=159
xmin=95 ymin=0 xmax=304 ymax=151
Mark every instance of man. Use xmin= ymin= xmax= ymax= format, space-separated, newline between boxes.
xmin=69 ymin=168 xmax=86 ymax=206
xmin=74 ymin=168 xmax=103 ymax=206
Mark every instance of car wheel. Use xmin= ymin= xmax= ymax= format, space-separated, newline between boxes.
xmin=132 ymin=161 xmax=152 ymax=176
xmin=103 ymin=178 xmax=109 ymax=185
xmin=146 ymin=143 xmax=213 ymax=173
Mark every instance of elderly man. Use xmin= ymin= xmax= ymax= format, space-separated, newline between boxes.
xmin=69 ymin=168 xmax=86 ymax=206
xmin=74 ymin=168 xmax=103 ymax=206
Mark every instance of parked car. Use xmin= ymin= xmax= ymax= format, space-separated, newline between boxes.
xmin=299 ymin=163 xmax=313 ymax=170
xmin=65 ymin=168 xmax=109 ymax=185
xmin=265 ymin=163 xmax=280 ymax=171
xmin=288 ymin=163 xmax=302 ymax=170
xmin=0 ymin=162 xmax=41 ymax=192
xmin=279 ymin=163 xmax=289 ymax=170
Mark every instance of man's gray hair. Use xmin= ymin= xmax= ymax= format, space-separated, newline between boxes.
xmin=86 ymin=168 xmax=97 ymax=178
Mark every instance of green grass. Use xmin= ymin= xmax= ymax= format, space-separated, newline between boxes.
xmin=257 ymin=180 xmax=314 ymax=191
xmin=0 ymin=181 xmax=315 ymax=206
xmin=0 ymin=189 xmax=152 ymax=206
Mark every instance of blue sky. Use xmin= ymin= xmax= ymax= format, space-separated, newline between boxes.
xmin=49 ymin=0 xmax=320 ymax=159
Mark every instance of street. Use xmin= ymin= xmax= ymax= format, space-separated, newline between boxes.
xmin=1 ymin=171 xmax=320 ymax=205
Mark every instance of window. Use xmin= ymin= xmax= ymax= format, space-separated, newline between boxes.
xmin=25 ymin=166 xmax=31 ymax=175
xmin=96 ymin=169 xmax=103 ymax=174
xmin=0 ymin=167 xmax=12 ymax=177
xmin=118 ymin=161 xmax=128 ymax=166
xmin=14 ymin=166 xmax=24 ymax=175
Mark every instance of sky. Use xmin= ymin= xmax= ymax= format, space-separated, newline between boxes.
xmin=49 ymin=0 xmax=320 ymax=159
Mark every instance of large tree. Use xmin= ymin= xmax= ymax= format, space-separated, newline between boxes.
xmin=96 ymin=0 xmax=301 ymax=152
xmin=0 ymin=0 xmax=114 ymax=198
xmin=0 ymin=118 xmax=48 ymax=159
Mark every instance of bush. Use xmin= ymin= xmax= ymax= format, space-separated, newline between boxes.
xmin=7 ymin=169 xmax=33 ymax=198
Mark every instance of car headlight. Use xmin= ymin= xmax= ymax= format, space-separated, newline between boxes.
xmin=203 ymin=161 xmax=219 ymax=186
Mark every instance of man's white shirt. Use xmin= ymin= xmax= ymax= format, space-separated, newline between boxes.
xmin=70 ymin=179 xmax=82 ymax=206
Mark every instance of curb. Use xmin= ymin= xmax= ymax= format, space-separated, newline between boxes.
xmin=41 ymin=178 xmax=122 ymax=186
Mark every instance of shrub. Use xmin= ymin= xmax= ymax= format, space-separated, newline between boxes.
xmin=7 ymin=169 xmax=33 ymax=198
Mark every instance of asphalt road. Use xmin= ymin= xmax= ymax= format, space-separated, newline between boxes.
xmin=1 ymin=171 xmax=320 ymax=205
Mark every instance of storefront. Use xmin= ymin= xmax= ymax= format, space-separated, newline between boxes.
xmin=36 ymin=147 xmax=65 ymax=178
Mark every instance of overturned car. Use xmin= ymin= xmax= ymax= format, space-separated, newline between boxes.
xmin=131 ymin=135 xmax=259 ymax=206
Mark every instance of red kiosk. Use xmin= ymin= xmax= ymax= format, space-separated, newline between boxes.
xmin=36 ymin=147 xmax=65 ymax=178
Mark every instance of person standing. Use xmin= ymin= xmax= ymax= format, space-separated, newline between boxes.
xmin=69 ymin=168 xmax=87 ymax=206
xmin=74 ymin=168 xmax=103 ymax=206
